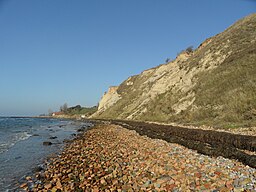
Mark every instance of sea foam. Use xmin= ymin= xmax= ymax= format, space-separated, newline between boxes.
xmin=0 ymin=132 xmax=32 ymax=154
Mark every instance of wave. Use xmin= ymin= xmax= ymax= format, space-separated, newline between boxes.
xmin=0 ymin=132 xmax=32 ymax=154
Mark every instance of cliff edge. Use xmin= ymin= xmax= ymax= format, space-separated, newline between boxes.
xmin=92 ymin=14 xmax=256 ymax=128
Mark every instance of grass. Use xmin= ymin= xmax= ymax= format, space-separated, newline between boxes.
xmin=189 ymin=44 xmax=256 ymax=127
xmin=96 ymin=14 xmax=256 ymax=128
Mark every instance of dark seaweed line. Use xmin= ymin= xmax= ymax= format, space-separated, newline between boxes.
xmin=110 ymin=120 xmax=256 ymax=168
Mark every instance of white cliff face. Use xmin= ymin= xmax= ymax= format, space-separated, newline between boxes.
xmin=90 ymin=86 xmax=121 ymax=117
xmin=98 ymin=86 xmax=121 ymax=111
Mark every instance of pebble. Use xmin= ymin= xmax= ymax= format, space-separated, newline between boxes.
xmin=21 ymin=124 xmax=256 ymax=191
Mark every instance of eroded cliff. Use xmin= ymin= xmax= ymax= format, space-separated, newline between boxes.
xmin=92 ymin=14 xmax=256 ymax=127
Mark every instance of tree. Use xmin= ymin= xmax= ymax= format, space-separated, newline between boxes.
xmin=63 ymin=103 xmax=68 ymax=112
xmin=60 ymin=103 xmax=68 ymax=112
xmin=48 ymin=109 xmax=53 ymax=116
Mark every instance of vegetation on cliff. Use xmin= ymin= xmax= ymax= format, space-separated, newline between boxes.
xmin=52 ymin=104 xmax=97 ymax=118
xmin=65 ymin=105 xmax=97 ymax=116
xmin=93 ymin=14 xmax=256 ymax=128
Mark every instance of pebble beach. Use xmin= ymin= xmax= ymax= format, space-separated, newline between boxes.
xmin=21 ymin=124 xmax=256 ymax=191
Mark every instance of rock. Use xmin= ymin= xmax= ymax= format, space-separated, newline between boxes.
xmin=15 ymin=156 xmax=22 ymax=160
xmin=77 ymin=128 xmax=86 ymax=132
xmin=44 ymin=183 xmax=52 ymax=189
xmin=43 ymin=141 xmax=53 ymax=146
xmin=225 ymin=180 xmax=233 ymax=189
xmin=100 ymin=178 xmax=107 ymax=185
xmin=26 ymin=176 xmax=32 ymax=181
xmin=49 ymin=136 xmax=57 ymax=139
xmin=32 ymin=165 xmax=44 ymax=172
xmin=142 ymin=180 xmax=151 ymax=188
xmin=20 ymin=183 xmax=27 ymax=188
xmin=234 ymin=187 xmax=245 ymax=192
xmin=56 ymin=180 xmax=62 ymax=189
xmin=239 ymin=178 xmax=251 ymax=185
xmin=31 ymin=124 xmax=256 ymax=191
xmin=154 ymin=183 xmax=161 ymax=188
xmin=51 ymin=187 xmax=58 ymax=192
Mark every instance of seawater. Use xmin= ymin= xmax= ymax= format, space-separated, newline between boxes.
xmin=0 ymin=117 xmax=91 ymax=191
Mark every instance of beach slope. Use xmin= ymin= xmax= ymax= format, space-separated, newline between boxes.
xmin=22 ymin=124 xmax=256 ymax=191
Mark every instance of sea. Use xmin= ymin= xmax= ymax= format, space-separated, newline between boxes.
xmin=0 ymin=117 xmax=91 ymax=191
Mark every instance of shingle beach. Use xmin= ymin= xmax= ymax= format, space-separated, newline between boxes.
xmin=21 ymin=124 xmax=256 ymax=191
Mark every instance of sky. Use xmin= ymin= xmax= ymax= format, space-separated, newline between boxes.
xmin=0 ymin=0 xmax=255 ymax=116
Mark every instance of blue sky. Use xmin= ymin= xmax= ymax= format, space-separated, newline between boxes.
xmin=0 ymin=0 xmax=255 ymax=116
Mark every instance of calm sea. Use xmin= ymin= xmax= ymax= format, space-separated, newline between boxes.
xmin=0 ymin=117 xmax=91 ymax=191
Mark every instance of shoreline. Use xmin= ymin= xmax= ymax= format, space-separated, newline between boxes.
xmin=20 ymin=123 xmax=256 ymax=191
xmin=0 ymin=117 xmax=91 ymax=191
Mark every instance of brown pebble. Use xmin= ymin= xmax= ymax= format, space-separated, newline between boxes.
xmin=20 ymin=183 xmax=27 ymax=188
xmin=44 ymin=183 xmax=52 ymax=189
xmin=28 ymin=124 xmax=256 ymax=191
xmin=56 ymin=180 xmax=62 ymax=189
xmin=25 ymin=176 xmax=32 ymax=181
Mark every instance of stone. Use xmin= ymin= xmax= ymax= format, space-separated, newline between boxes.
xmin=43 ymin=141 xmax=53 ymax=146
xmin=239 ymin=178 xmax=251 ymax=185
xmin=233 ymin=187 xmax=245 ymax=192
xmin=49 ymin=136 xmax=57 ymax=139
xmin=44 ymin=183 xmax=52 ymax=189
xmin=154 ymin=183 xmax=161 ymax=188
xmin=100 ymin=178 xmax=107 ymax=185
xmin=56 ymin=180 xmax=62 ymax=189
xmin=26 ymin=176 xmax=32 ymax=181
xmin=29 ymin=124 xmax=256 ymax=191
xmin=20 ymin=183 xmax=27 ymax=188
xmin=32 ymin=165 xmax=44 ymax=172
xmin=51 ymin=187 xmax=58 ymax=192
